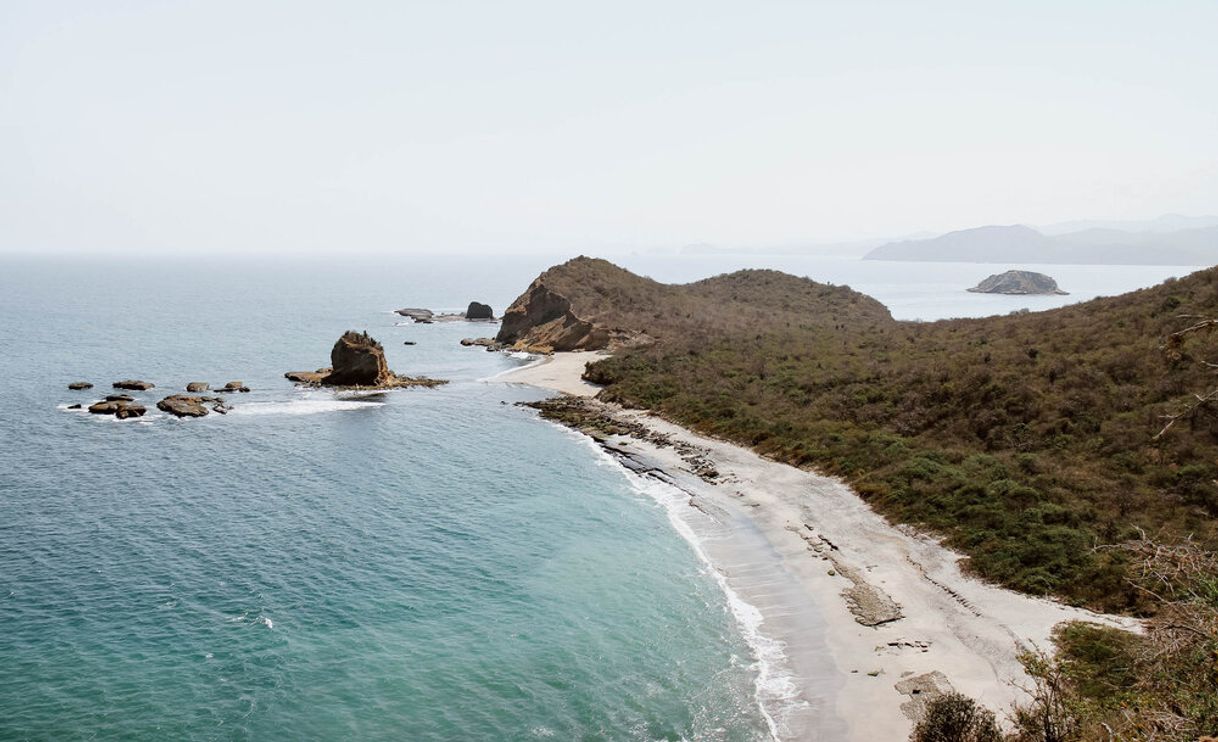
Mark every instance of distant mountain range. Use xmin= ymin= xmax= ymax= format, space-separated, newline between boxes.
xmin=864 ymin=215 xmax=1218 ymax=265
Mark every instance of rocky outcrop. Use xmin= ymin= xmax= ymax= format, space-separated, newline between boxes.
xmin=215 ymin=381 xmax=250 ymax=393
xmin=186 ymin=382 xmax=209 ymax=392
xmin=465 ymin=301 xmax=494 ymax=320
xmin=285 ymin=368 xmax=330 ymax=384
xmin=113 ymin=380 xmax=155 ymax=391
xmin=68 ymin=381 xmax=93 ymax=390
xmin=157 ymin=394 xmax=230 ymax=417
xmin=495 ymin=280 xmax=614 ymax=352
xmin=460 ymin=337 xmax=502 ymax=350
xmin=395 ymin=308 xmax=434 ymax=323
xmin=967 ymin=270 xmax=1067 ymax=295
xmin=88 ymin=399 xmax=147 ymax=418
xmin=286 ymin=332 xmax=447 ymax=389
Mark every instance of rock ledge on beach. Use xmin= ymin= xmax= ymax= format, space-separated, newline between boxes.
xmin=967 ymin=270 xmax=1067 ymax=295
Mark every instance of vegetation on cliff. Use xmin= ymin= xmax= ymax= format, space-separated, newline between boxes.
xmin=510 ymin=258 xmax=1218 ymax=613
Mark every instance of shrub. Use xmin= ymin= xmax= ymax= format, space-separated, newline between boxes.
xmin=911 ymin=693 xmax=1003 ymax=742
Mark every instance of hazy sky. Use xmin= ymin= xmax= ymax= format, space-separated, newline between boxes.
xmin=2 ymin=1 xmax=1216 ymax=255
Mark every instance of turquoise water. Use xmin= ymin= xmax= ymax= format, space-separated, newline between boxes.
xmin=0 ymin=257 xmax=770 ymax=740
xmin=0 ymin=253 xmax=1198 ymax=740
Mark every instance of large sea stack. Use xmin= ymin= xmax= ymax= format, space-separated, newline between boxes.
xmin=323 ymin=331 xmax=394 ymax=386
xmin=285 ymin=331 xmax=446 ymax=389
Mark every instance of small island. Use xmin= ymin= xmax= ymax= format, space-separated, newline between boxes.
xmin=967 ymin=269 xmax=1067 ymax=295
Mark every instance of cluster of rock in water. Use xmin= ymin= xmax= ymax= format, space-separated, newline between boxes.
xmin=395 ymin=301 xmax=496 ymax=324
xmin=66 ymin=380 xmax=251 ymax=419
xmin=67 ymin=329 xmax=449 ymax=421
xmin=66 ymin=299 xmax=503 ymax=421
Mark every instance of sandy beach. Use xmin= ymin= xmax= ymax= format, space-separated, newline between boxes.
xmin=498 ymin=352 xmax=1141 ymax=741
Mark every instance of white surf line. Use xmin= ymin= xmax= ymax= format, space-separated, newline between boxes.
xmin=572 ymin=431 xmax=819 ymax=742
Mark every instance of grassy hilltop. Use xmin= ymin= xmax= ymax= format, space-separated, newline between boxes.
xmin=507 ymin=257 xmax=1218 ymax=612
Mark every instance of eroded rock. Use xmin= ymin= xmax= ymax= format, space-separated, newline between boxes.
xmin=286 ymin=332 xmax=446 ymax=389
xmin=88 ymin=399 xmax=147 ymax=418
xmin=157 ymin=394 xmax=230 ymax=417
xmin=113 ymin=380 xmax=155 ymax=391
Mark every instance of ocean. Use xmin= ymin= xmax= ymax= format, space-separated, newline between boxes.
xmin=0 ymin=253 xmax=1199 ymax=740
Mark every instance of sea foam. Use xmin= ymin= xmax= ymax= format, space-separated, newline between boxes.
xmin=577 ymin=434 xmax=805 ymax=741
xmin=230 ymin=399 xmax=385 ymax=416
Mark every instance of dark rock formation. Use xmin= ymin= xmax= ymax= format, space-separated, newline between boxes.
xmin=186 ymin=382 xmax=209 ymax=392
xmin=67 ymin=403 xmax=81 ymax=409
xmin=105 ymin=394 xmax=135 ymax=402
xmin=465 ymin=301 xmax=495 ymax=320
xmin=215 ymin=381 xmax=250 ymax=393
xmin=286 ymin=332 xmax=447 ymax=389
xmin=88 ymin=399 xmax=147 ymax=418
xmin=395 ymin=308 xmax=434 ymax=323
xmin=68 ymin=381 xmax=93 ymax=390
xmin=323 ymin=331 xmax=394 ymax=386
xmin=113 ymin=380 xmax=155 ymax=391
xmin=967 ymin=270 xmax=1068 ymax=295
xmin=157 ymin=394 xmax=230 ymax=417
xmin=402 ymin=341 xmax=416 ymax=346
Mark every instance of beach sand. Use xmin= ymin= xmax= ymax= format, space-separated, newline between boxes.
xmin=499 ymin=351 xmax=607 ymax=397
xmin=496 ymin=352 xmax=1140 ymax=741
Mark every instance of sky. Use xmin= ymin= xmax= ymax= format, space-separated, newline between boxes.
xmin=1 ymin=1 xmax=1216 ymax=255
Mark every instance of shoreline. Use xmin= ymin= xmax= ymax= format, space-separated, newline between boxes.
xmin=496 ymin=352 xmax=1141 ymax=741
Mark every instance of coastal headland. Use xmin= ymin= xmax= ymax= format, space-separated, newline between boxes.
xmin=490 ymin=256 xmax=1218 ymax=739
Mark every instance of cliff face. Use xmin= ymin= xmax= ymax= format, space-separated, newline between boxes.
xmin=495 ymin=282 xmax=618 ymax=351
xmin=495 ymin=258 xmax=645 ymax=352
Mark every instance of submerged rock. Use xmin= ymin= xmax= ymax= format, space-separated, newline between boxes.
xmin=465 ymin=301 xmax=495 ymax=320
xmin=68 ymin=381 xmax=93 ymax=390
xmin=215 ymin=380 xmax=250 ymax=393
xmin=157 ymin=394 xmax=230 ymax=417
xmin=113 ymin=379 xmax=155 ymax=391
xmin=967 ymin=270 xmax=1067 ymax=295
